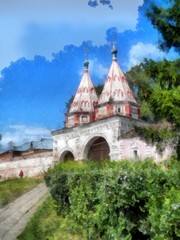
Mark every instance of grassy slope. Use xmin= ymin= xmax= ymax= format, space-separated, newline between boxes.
xmin=0 ymin=178 xmax=43 ymax=207
xmin=17 ymin=196 xmax=86 ymax=240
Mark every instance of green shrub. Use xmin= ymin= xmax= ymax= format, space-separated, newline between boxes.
xmin=45 ymin=159 xmax=180 ymax=239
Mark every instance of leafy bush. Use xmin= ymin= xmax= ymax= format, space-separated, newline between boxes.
xmin=45 ymin=159 xmax=180 ymax=239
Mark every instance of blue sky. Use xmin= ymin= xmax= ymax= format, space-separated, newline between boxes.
xmin=0 ymin=0 xmax=178 ymax=149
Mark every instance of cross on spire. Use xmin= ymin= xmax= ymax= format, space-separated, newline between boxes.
xmin=84 ymin=44 xmax=89 ymax=71
xmin=112 ymin=35 xmax=117 ymax=60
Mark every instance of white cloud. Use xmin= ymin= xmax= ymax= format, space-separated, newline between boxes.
xmin=0 ymin=0 xmax=143 ymax=71
xmin=79 ymin=58 xmax=109 ymax=80
xmin=0 ymin=125 xmax=51 ymax=149
xmin=127 ymin=42 xmax=180 ymax=69
xmin=128 ymin=42 xmax=165 ymax=68
xmin=89 ymin=59 xmax=109 ymax=79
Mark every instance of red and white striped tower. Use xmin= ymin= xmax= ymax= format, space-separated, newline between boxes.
xmin=65 ymin=57 xmax=98 ymax=128
xmin=95 ymin=43 xmax=140 ymax=120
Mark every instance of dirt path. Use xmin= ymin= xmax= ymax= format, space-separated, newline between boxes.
xmin=0 ymin=182 xmax=49 ymax=240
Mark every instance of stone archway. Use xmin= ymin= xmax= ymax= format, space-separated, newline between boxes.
xmin=60 ymin=150 xmax=75 ymax=162
xmin=85 ymin=137 xmax=110 ymax=161
xmin=64 ymin=151 xmax=74 ymax=161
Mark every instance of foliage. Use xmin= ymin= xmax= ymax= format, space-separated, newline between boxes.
xmin=134 ymin=123 xmax=178 ymax=155
xmin=65 ymin=95 xmax=74 ymax=113
xmin=17 ymin=196 xmax=86 ymax=240
xmin=88 ymin=0 xmax=113 ymax=9
xmin=147 ymin=159 xmax=180 ymax=239
xmin=150 ymin=84 xmax=180 ymax=126
xmin=147 ymin=0 xmax=180 ymax=52
xmin=0 ymin=178 xmax=43 ymax=207
xmin=127 ymin=0 xmax=180 ymax=156
xmin=126 ymin=58 xmax=180 ymax=124
xmin=142 ymin=58 xmax=180 ymax=126
xmin=95 ymin=84 xmax=104 ymax=96
xmin=125 ymin=64 xmax=154 ymax=122
xmin=126 ymin=58 xmax=180 ymax=157
xmin=45 ymin=160 xmax=180 ymax=239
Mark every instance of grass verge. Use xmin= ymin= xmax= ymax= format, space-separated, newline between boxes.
xmin=0 ymin=177 xmax=43 ymax=207
xmin=17 ymin=196 xmax=86 ymax=240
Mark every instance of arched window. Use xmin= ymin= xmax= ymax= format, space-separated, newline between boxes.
xmin=85 ymin=101 xmax=89 ymax=107
xmin=127 ymin=91 xmax=131 ymax=98
xmin=114 ymin=75 xmax=118 ymax=81
xmin=81 ymin=101 xmax=85 ymax=107
xmin=91 ymin=88 xmax=94 ymax=93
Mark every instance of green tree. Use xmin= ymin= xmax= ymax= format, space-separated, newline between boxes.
xmin=147 ymin=0 xmax=180 ymax=52
xmin=135 ymin=0 xmax=180 ymax=157
xmin=142 ymin=58 xmax=180 ymax=125
xmin=95 ymin=84 xmax=104 ymax=96
xmin=125 ymin=64 xmax=154 ymax=122
xmin=88 ymin=0 xmax=112 ymax=9
xmin=65 ymin=95 xmax=74 ymax=113
xmin=126 ymin=58 xmax=180 ymax=157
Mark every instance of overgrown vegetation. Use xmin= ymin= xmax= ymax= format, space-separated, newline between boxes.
xmin=126 ymin=0 xmax=180 ymax=157
xmin=126 ymin=58 xmax=180 ymax=158
xmin=0 ymin=178 xmax=43 ymax=207
xmin=43 ymin=159 xmax=180 ymax=240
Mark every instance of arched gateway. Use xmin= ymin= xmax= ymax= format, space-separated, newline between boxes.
xmin=63 ymin=151 xmax=74 ymax=161
xmin=57 ymin=136 xmax=110 ymax=162
xmin=52 ymin=116 xmax=139 ymax=161
xmin=87 ymin=137 xmax=110 ymax=161
xmin=84 ymin=136 xmax=110 ymax=161
xmin=52 ymin=46 xmax=170 ymax=162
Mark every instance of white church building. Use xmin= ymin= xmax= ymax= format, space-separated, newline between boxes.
xmin=52 ymin=46 xmax=171 ymax=162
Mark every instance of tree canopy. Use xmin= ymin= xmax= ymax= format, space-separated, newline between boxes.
xmin=126 ymin=58 xmax=180 ymax=125
xmin=147 ymin=0 xmax=180 ymax=52
xmin=125 ymin=0 xmax=180 ymax=157
xmin=126 ymin=57 xmax=180 ymax=157
xmin=88 ymin=0 xmax=113 ymax=9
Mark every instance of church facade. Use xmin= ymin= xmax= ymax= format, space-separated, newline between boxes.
xmin=52 ymin=46 xmax=171 ymax=162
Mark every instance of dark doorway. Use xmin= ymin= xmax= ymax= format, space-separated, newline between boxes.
xmin=88 ymin=137 xmax=110 ymax=161
xmin=64 ymin=151 xmax=74 ymax=162
xmin=133 ymin=150 xmax=138 ymax=158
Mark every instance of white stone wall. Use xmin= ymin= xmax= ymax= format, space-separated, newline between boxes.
xmin=0 ymin=155 xmax=53 ymax=180
xmin=119 ymin=138 xmax=172 ymax=162
xmin=53 ymin=117 xmax=119 ymax=161
xmin=53 ymin=116 xmax=172 ymax=162
xmin=53 ymin=116 xmax=144 ymax=161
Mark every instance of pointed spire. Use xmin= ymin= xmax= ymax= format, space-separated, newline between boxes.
xmin=98 ymin=43 xmax=137 ymax=105
xmin=69 ymin=53 xmax=98 ymax=114
xmin=84 ymin=45 xmax=89 ymax=72
xmin=111 ymin=36 xmax=117 ymax=61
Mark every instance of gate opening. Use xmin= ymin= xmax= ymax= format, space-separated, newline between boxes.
xmin=87 ymin=137 xmax=110 ymax=161
xmin=63 ymin=151 xmax=74 ymax=162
